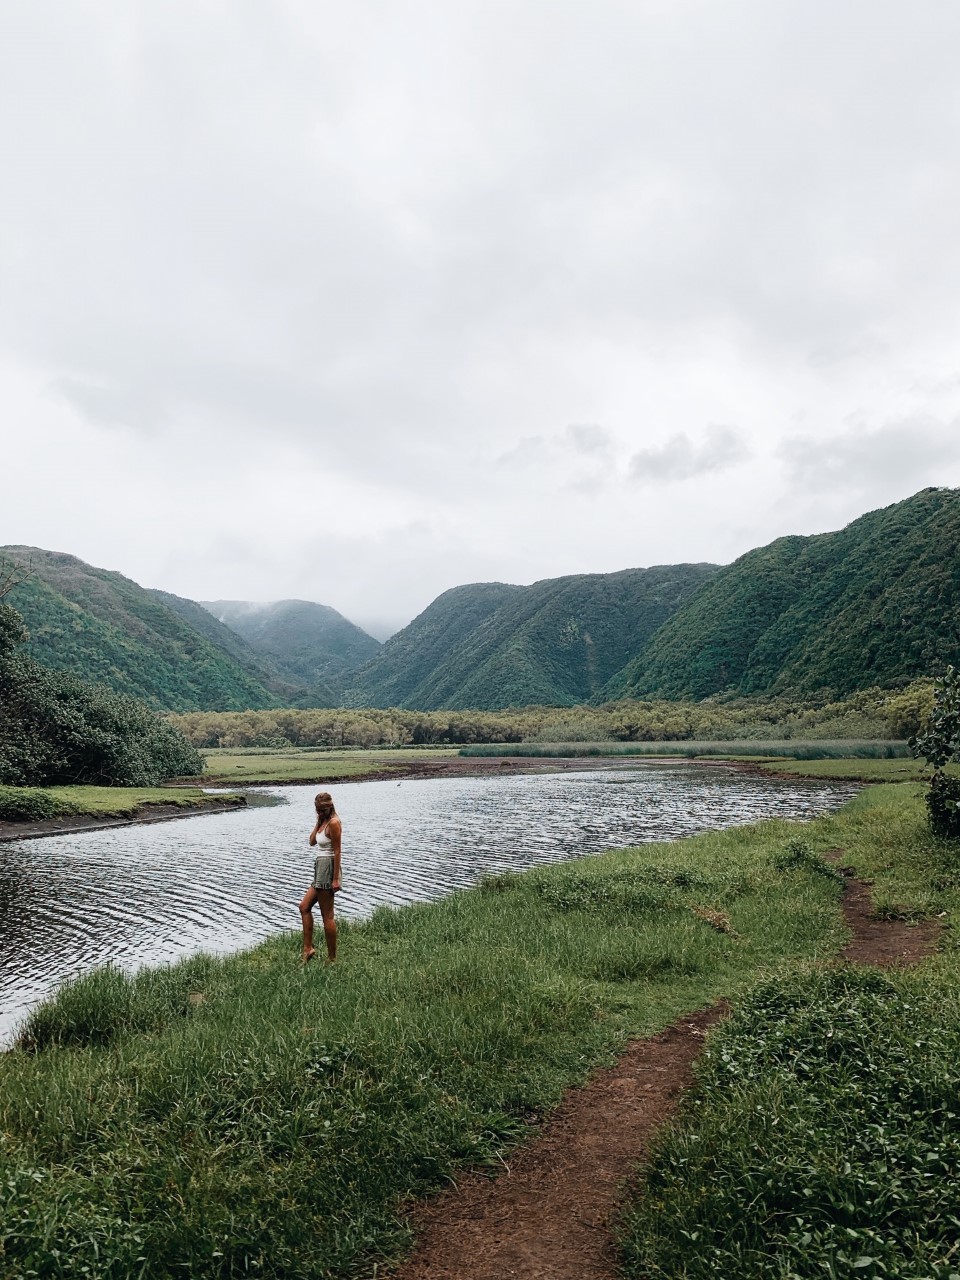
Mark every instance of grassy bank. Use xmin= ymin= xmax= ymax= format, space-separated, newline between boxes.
xmin=459 ymin=739 xmax=911 ymax=760
xmin=198 ymin=745 xmax=458 ymax=785
xmin=1 ymin=801 xmax=857 ymax=1278
xmin=0 ymin=784 xmax=243 ymax=824
xmin=619 ymin=784 xmax=960 ymax=1279
xmin=2 ymin=786 xmax=952 ymax=1279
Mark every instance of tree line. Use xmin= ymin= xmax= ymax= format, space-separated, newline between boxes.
xmin=168 ymin=682 xmax=933 ymax=750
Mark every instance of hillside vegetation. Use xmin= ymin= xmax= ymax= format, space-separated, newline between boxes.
xmin=202 ymin=599 xmax=379 ymax=704
xmin=168 ymin=681 xmax=932 ymax=749
xmin=348 ymin=566 xmax=717 ymax=710
xmin=606 ymin=487 xmax=960 ymax=701
xmin=343 ymin=581 xmax=525 ymax=708
xmin=2 ymin=549 xmax=279 ymax=712
xmin=0 ymin=602 xmax=202 ymax=786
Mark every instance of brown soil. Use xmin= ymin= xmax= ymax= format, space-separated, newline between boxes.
xmin=827 ymin=852 xmax=942 ymax=966
xmin=390 ymin=1003 xmax=728 ymax=1280
xmin=0 ymin=796 xmax=247 ymax=844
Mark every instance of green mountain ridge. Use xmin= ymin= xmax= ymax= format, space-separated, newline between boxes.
xmin=605 ymin=487 xmax=960 ymax=701
xmin=343 ymin=582 xmax=526 ymax=709
xmin=5 ymin=488 xmax=957 ymax=716
xmin=202 ymin=599 xmax=379 ymax=705
xmin=0 ymin=548 xmax=280 ymax=712
xmin=347 ymin=566 xmax=719 ymax=710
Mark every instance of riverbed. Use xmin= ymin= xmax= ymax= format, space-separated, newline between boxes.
xmin=0 ymin=762 xmax=858 ymax=1042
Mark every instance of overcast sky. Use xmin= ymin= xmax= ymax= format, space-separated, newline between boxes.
xmin=3 ymin=2 xmax=960 ymax=638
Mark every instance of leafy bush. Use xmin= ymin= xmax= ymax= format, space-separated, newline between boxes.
xmin=910 ymin=665 xmax=960 ymax=839
xmin=619 ymin=969 xmax=960 ymax=1280
xmin=927 ymin=771 xmax=960 ymax=840
xmin=0 ymin=603 xmax=203 ymax=785
xmin=0 ymin=786 xmax=70 ymax=822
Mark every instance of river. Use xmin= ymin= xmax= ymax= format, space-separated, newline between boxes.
xmin=0 ymin=762 xmax=858 ymax=1042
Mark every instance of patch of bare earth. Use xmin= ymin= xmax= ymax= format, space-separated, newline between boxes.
xmin=388 ymin=853 xmax=943 ymax=1280
xmin=389 ymin=1004 xmax=727 ymax=1280
xmin=826 ymin=851 xmax=942 ymax=967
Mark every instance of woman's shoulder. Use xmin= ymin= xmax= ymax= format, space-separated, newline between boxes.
xmin=328 ymin=814 xmax=342 ymax=831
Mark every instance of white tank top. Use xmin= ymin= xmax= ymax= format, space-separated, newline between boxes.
xmin=315 ymin=821 xmax=333 ymax=850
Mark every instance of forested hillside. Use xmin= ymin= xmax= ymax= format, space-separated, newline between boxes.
xmin=344 ymin=582 xmax=526 ymax=709
xmin=203 ymin=599 xmax=379 ymax=705
xmin=604 ymin=488 xmax=960 ymax=701
xmin=348 ymin=566 xmax=717 ymax=710
xmin=0 ymin=549 xmax=279 ymax=712
xmin=0 ymin=600 xmax=202 ymax=785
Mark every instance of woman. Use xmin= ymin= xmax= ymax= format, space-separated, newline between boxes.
xmin=299 ymin=791 xmax=342 ymax=963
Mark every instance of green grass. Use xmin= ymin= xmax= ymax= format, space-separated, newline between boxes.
xmin=0 ymin=785 xmax=240 ymax=823
xmin=1 ymin=809 xmax=852 ymax=1278
xmin=458 ymin=739 xmax=911 ymax=760
xmin=753 ymin=757 xmax=930 ymax=783
xmin=618 ymin=784 xmax=960 ymax=1280
xmin=199 ymin=746 xmax=458 ymax=784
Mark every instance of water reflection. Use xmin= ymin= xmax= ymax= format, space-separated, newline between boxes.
xmin=0 ymin=763 xmax=857 ymax=1040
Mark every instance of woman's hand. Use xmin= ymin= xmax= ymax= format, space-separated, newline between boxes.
xmin=332 ymin=878 xmax=341 ymax=893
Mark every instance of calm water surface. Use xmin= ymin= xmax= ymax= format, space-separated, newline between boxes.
xmin=0 ymin=763 xmax=858 ymax=1041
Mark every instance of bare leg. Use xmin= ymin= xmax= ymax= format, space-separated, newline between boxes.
xmin=316 ymin=889 xmax=337 ymax=963
xmin=299 ymin=887 xmax=319 ymax=962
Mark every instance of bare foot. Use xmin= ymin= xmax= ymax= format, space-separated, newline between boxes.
xmin=302 ymin=948 xmax=316 ymax=965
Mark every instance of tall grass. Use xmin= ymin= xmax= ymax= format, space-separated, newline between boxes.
xmin=619 ymin=784 xmax=960 ymax=1280
xmin=619 ymin=969 xmax=960 ymax=1280
xmin=459 ymin=739 xmax=911 ymax=760
xmin=1 ymin=813 xmax=850 ymax=1279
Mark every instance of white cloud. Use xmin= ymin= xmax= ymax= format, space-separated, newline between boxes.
xmin=629 ymin=427 xmax=750 ymax=484
xmin=2 ymin=2 xmax=960 ymax=627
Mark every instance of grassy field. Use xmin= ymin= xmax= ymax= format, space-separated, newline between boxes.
xmin=4 ymin=783 xmax=953 ymax=1278
xmin=459 ymin=739 xmax=911 ymax=760
xmin=198 ymin=746 xmax=458 ymax=784
xmin=753 ymin=756 xmax=930 ymax=783
xmin=195 ymin=741 xmax=920 ymax=788
xmin=0 ymin=784 xmax=243 ymax=824
xmin=2 ymin=798 xmax=859 ymax=1278
xmin=618 ymin=783 xmax=960 ymax=1279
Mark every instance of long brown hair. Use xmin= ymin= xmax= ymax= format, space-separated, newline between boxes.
xmin=314 ymin=792 xmax=337 ymax=824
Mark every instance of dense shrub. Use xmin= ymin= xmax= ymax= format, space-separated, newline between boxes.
xmin=0 ymin=785 xmax=70 ymax=822
xmin=0 ymin=603 xmax=203 ymax=785
xmin=910 ymin=665 xmax=960 ymax=839
xmin=926 ymin=771 xmax=960 ymax=839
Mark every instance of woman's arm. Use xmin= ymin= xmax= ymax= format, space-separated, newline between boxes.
xmin=309 ymin=821 xmax=320 ymax=847
xmin=329 ymin=818 xmax=342 ymax=891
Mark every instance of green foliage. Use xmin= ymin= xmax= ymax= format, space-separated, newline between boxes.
xmin=910 ymin=665 xmax=960 ymax=839
xmin=773 ymin=836 xmax=845 ymax=883
xmin=0 ymin=603 xmax=203 ymax=785
xmin=0 ymin=786 xmax=70 ymax=821
xmin=619 ymin=970 xmax=960 ymax=1280
xmin=200 ymin=598 xmax=380 ymax=699
xmin=910 ymin=664 xmax=960 ymax=770
xmin=927 ymin=771 xmax=960 ymax=841
xmin=1 ymin=547 xmax=281 ymax=711
xmin=608 ymin=487 xmax=960 ymax=701
xmin=347 ymin=566 xmax=718 ymax=711
xmin=170 ymin=685 xmax=929 ymax=752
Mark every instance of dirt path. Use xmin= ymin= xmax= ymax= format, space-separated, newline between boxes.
xmin=390 ymin=1004 xmax=726 ymax=1280
xmin=829 ymin=855 xmax=942 ymax=966
xmin=390 ymin=858 xmax=941 ymax=1280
